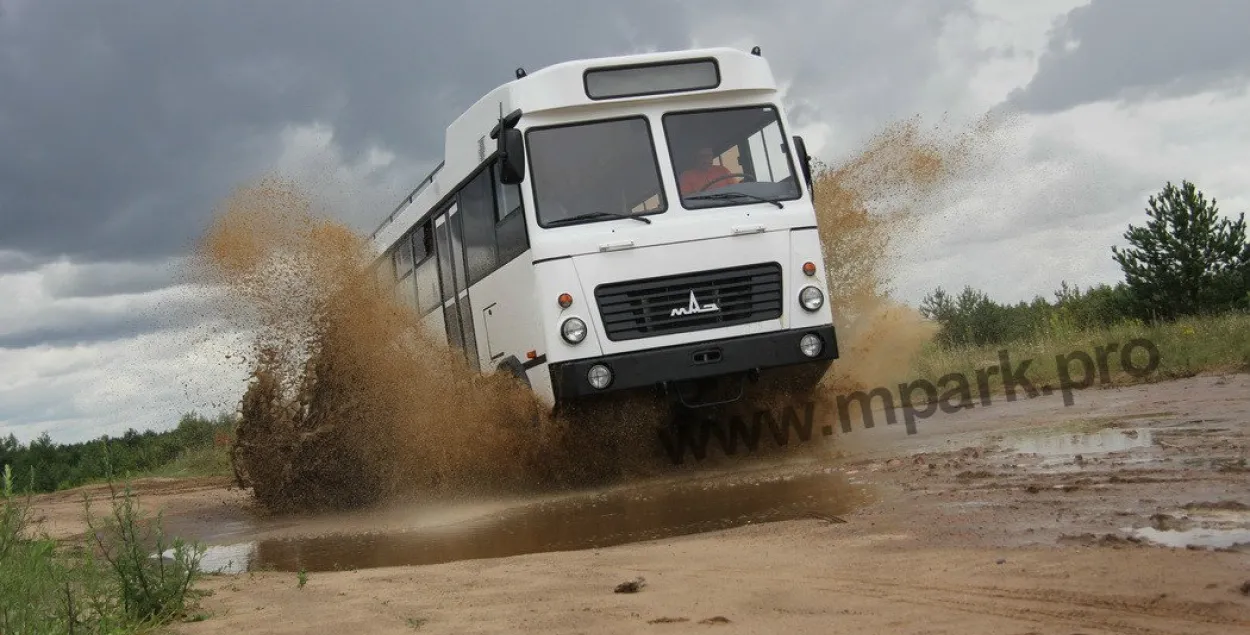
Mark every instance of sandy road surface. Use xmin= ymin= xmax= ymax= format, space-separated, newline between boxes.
xmin=28 ymin=374 xmax=1250 ymax=634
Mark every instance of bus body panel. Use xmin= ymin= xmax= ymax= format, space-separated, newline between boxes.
xmin=420 ymin=304 xmax=447 ymax=342
xmin=526 ymin=357 xmax=556 ymax=408
xmin=786 ymin=227 xmax=835 ymax=334
xmin=526 ymin=204 xmax=813 ymax=263
xmin=464 ymin=248 xmax=543 ymax=373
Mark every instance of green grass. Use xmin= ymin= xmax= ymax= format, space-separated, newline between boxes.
xmin=131 ymin=446 xmax=232 ymax=480
xmin=910 ymin=312 xmax=1250 ymax=399
xmin=68 ymin=445 xmax=234 ymax=494
xmin=0 ymin=464 xmax=208 ymax=634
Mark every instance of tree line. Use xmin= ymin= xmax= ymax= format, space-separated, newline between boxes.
xmin=920 ymin=180 xmax=1250 ymax=348
xmin=0 ymin=412 xmax=234 ymax=494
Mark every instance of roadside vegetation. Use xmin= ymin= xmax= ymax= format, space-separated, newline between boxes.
xmin=912 ymin=180 xmax=1250 ymax=392
xmin=0 ymin=412 xmax=234 ymax=495
xmin=0 ymin=463 xmax=208 ymax=633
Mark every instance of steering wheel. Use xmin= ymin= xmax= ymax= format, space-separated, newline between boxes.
xmin=697 ymin=172 xmax=755 ymax=192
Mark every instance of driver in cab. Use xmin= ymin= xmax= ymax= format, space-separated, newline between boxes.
xmin=679 ymin=147 xmax=737 ymax=196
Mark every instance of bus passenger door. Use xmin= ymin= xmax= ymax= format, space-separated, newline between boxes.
xmin=433 ymin=204 xmax=480 ymax=371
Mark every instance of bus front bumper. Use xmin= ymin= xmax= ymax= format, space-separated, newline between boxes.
xmin=548 ymin=325 xmax=838 ymax=402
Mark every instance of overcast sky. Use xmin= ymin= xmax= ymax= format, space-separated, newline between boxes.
xmin=3 ymin=0 xmax=1249 ymax=444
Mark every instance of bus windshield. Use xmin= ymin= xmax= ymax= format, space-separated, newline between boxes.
xmin=663 ymin=105 xmax=801 ymax=209
xmin=527 ymin=116 xmax=667 ymax=227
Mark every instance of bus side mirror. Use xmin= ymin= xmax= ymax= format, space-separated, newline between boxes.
xmin=499 ymin=128 xmax=525 ymax=185
xmin=792 ymin=135 xmax=813 ymax=191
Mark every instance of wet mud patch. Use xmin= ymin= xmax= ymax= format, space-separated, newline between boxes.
xmin=841 ymin=396 xmax=1250 ymax=552
xmin=1004 ymin=427 xmax=1156 ymax=457
xmin=183 ymin=468 xmax=866 ymax=574
xmin=1123 ymin=502 xmax=1250 ymax=551
xmin=985 ymin=425 xmax=1162 ymax=476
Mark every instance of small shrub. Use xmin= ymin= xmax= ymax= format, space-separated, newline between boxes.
xmin=84 ymin=479 xmax=207 ymax=624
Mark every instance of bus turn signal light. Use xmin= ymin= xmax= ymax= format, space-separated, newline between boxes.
xmin=558 ymin=293 xmax=573 ymax=308
xmin=802 ymin=262 xmax=816 ymax=276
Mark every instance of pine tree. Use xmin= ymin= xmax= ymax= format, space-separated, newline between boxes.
xmin=1111 ymin=180 xmax=1250 ymax=320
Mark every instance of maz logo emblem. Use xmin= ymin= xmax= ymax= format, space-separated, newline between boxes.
xmin=671 ymin=291 xmax=720 ymax=317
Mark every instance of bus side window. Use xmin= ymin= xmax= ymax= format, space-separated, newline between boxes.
xmin=393 ymin=234 xmax=414 ymax=279
xmin=375 ymin=255 xmax=395 ymax=294
xmin=435 ymin=214 xmax=455 ymax=304
xmin=494 ymin=162 xmax=528 ymax=265
xmin=394 ymin=232 xmax=418 ymax=311
xmin=460 ymin=169 xmax=498 ymax=285
xmin=494 ymin=163 xmax=522 ymax=222
xmin=413 ymin=222 xmax=440 ymax=314
xmin=411 ymin=221 xmax=430 ymax=263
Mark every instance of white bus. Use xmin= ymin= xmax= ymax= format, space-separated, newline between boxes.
xmin=369 ymin=46 xmax=838 ymax=418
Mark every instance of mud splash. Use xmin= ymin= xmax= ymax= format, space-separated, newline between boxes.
xmin=193 ymin=180 xmax=572 ymax=513
xmin=808 ymin=115 xmax=999 ymax=418
xmin=195 ymin=115 xmax=1004 ymax=514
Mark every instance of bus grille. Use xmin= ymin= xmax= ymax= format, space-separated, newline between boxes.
xmin=594 ymin=262 xmax=784 ymax=341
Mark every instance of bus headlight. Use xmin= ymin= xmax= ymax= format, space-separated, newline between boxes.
xmin=561 ymin=317 xmax=587 ymax=344
xmin=587 ymin=364 xmax=612 ymax=389
xmin=799 ymin=286 xmax=824 ymax=311
xmin=800 ymin=333 xmax=823 ymax=357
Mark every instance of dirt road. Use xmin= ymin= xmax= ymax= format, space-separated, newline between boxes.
xmin=29 ymin=373 xmax=1250 ymax=633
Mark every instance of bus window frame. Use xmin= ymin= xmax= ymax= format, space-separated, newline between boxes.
xmin=660 ymin=103 xmax=805 ymax=211
xmin=524 ymin=114 xmax=669 ymax=229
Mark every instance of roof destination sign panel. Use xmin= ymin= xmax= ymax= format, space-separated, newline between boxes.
xmin=584 ymin=59 xmax=721 ymax=100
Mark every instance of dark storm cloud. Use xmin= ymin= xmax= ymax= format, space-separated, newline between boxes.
xmin=0 ymin=287 xmax=223 ymax=349
xmin=0 ymin=250 xmax=36 ymax=274
xmin=0 ymin=0 xmax=689 ymax=268
xmin=0 ymin=313 xmax=169 ymax=350
xmin=40 ymin=258 xmax=183 ymax=299
xmin=1007 ymin=0 xmax=1250 ymax=113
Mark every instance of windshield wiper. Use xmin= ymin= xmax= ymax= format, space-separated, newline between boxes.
xmin=547 ymin=211 xmax=652 ymax=226
xmin=685 ymin=192 xmax=783 ymax=209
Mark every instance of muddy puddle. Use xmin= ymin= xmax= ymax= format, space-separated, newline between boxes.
xmin=1124 ymin=506 xmax=1250 ymax=550
xmin=996 ymin=427 xmax=1159 ymax=473
xmin=1006 ymin=427 xmax=1155 ymax=457
xmin=181 ymin=469 xmax=864 ymax=574
xmin=1127 ymin=526 xmax=1250 ymax=550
